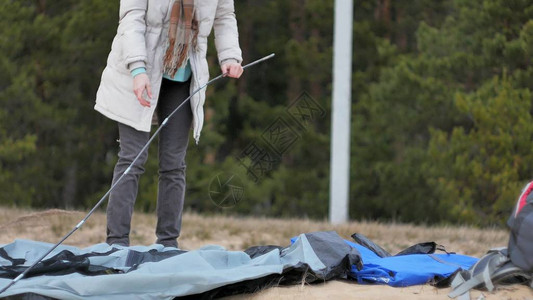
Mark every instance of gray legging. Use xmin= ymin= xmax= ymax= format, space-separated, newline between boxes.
xmin=106 ymin=78 xmax=192 ymax=247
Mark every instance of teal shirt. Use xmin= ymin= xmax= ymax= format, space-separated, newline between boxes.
xmin=130 ymin=60 xmax=192 ymax=82
xmin=163 ymin=60 xmax=192 ymax=82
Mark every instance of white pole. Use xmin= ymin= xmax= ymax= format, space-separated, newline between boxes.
xmin=329 ymin=0 xmax=353 ymax=224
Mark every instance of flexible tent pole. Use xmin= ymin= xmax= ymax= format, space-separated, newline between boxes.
xmin=0 ymin=53 xmax=275 ymax=295
xmin=329 ymin=0 xmax=353 ymax=224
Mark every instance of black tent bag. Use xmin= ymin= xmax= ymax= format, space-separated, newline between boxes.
xmin=507 ymin=182 xmax=533 ymax=272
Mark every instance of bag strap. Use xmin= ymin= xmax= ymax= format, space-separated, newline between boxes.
xmin=448 ymin=248 xmax=509 ymax=299
xmin=449 ymin=271 xmax=472 ymax=300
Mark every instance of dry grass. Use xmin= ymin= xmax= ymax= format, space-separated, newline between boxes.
xmin=0 ymin=206 xmax=508 ymax=257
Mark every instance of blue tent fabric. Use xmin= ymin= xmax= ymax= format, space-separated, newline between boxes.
xmin=344 ymin=240 xmax=478 ymax=287
xmin=288 ymin=237 xmax=478 ymax=287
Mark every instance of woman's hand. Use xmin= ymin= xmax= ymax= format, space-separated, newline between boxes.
xmin=221 ymin=62 xmax=243 ymax=78
xmin=133 ymin=73 xmax=152 ymax=107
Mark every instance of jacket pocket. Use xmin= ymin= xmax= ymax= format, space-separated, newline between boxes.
xmin=107 ymin=35 xmax=131 ymax=75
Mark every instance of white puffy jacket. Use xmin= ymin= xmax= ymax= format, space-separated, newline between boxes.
xmin=94 ymin=0 xmax=242 ymax=143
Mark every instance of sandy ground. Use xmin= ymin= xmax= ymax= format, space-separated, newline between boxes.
xmin=226 ymin=280 xmax=533 ymax=300
xmin=0 ymin=207 xmax=532 ymax=299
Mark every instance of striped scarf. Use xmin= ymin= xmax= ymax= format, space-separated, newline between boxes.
xmin=163 ymin=0 xmax=198 ymax=77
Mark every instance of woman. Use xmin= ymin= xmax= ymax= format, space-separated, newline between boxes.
xmin=94 ymin=0 xmax=243 ymax=247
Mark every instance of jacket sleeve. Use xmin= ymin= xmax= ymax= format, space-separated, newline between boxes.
xmin=118 ymin=0 xmax=148 ymax=71
xmin=213 ymin=0 xmax=243 ymax=65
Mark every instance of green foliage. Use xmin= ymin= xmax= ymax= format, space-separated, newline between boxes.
xmin=0 ymin=0 xmax=118 ymax=208
xmin=352 ymin=0 xmax=533 ymax=225
xmin=425 ymin=77 xmax=533 ymax=225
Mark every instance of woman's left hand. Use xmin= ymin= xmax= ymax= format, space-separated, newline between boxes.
xmin=221 ymin=63 xmax=243 ymax=78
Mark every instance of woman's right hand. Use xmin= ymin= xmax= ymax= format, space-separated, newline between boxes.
xmin=133 ymin=73 xmax=152 ymax=107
